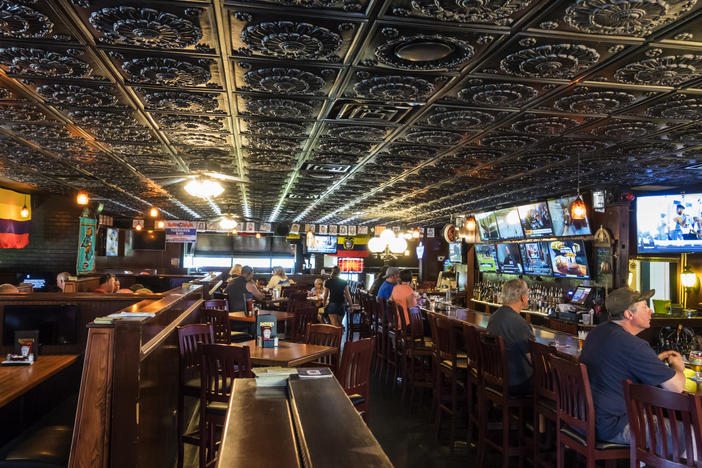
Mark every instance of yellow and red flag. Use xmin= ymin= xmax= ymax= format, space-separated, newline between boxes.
xmin=0 ymin=187 xmax=30 ymax=249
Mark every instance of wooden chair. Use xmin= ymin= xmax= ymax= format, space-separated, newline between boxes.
xmin=385 ymin=300 xmax=403 ymax=386
xmin=529 ymin=340 xmax=559 ymax=468
xmin=624 ymin=379 xmax=702 ymax=467
xmin=549 ymin=353 xmax=629 ymax=468
xmin=374 ymin=297 xmax=389 ymax=378
xmin=336 ymin=336 xmax=376 ymax=422
xmin=548 ymin=318 xmax=578 ymax=335
xmin=304 ymin=323 xmax=343 ymax=372
xmin=176 ymin=324 xmax=214 ymax=468
xmin=462 ymin=323 xmax=481 ymax=448
xmin=291 ymin=304 xmax=318 ymax=342
xmin=204 ymin=299 xmax=227 ymax=311
xmin=200 ymin=308 xmax=251 ymax=344
xmin=403 ymin=307 xmax=433 ymax=409
xmin=477 ymin=332 xmax=532 ymax=468
xmin=429 ymin=313 xmax=466 ymax=448
xmin=199 ymin=344 xmax=253 ymax=468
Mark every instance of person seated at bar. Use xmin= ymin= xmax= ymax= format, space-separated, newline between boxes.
xmin=390 ymin=269 xmax=417 ymax=325
xmin=377 ymin=266 xmax=400 ymax=300
xmin=266 ymin=266 xmax=292 ymax=290
xmin=0 ymin=283 xmax=19 ymax=294
xmin=486 ymin=278 xmax=535 ymax=396
xmin=114 ymin=279 xmax=133 ymax=293
xmin=227 ymin=263 xmax=242 ymax=284
xmin=94 ymin=274 xmax=116 ymax=293
xmin=370 ymin=266 xmax=388 ymax=296
xmin=323 ymin=266 xmax=353 ymax=328
xmin=580 ymin=287 xmax=685 ymax=444
xmin=56 ymin=272 xmax=70 ymax=292
xmin=226 ymin=265 xmax=265 ymax=312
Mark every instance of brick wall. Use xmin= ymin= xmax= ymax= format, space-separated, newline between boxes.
xmin=0 ymin=193 xmax=82 ymax=275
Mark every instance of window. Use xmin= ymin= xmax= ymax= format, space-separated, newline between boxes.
xmin=183 ymin=255 xmax=294 ymax=271
xmin=183 ymin=256 xmax=232 ymax=268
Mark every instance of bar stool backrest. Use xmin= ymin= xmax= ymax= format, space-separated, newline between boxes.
xmin=529 ymin=340 xmax=558 ymax=403
xmin=387 ymin=300 xmax=401 ymax=334
xmin=177 ymin=323 xmax=215 ymax=374
xmin=204 ymin=299 xmax=227 ymax=311
xmin=336 ymin=337 xmax=376 ymax=399
xmin=478 ymin=332 xmax=509 ymax=391
xmin=305 ymin=323 xmax=343 ymax=370
xmin=200 ymin=343 xmax=253 ymax=405
xmin=434 ymin=315 xmax=458 ymax=364
xmin=463 ymin=324 xmax=481 ymax=375
xmin=292 ymin=305 xmax=318 ymax=342
xmin=549 ymin=353 xmax=596 ymax=448
xmin=408 ymin=307 xmax=425 ymax=341
xmin=624 ymin=379 xmax=702 ymax=466
xmin=200 ymin=308 xmax=232 ymax=344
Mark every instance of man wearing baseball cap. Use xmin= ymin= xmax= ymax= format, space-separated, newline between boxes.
xmin=377 ymin=266 xmax=400 ymax=300
xmin=580 ymin=287 xmax=685 ymax=444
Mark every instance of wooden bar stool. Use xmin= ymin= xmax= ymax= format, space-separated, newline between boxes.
xmin=529 ymin=340 xmax=559 ymax=468
xmin=624 ymin=379 xmax=702 ymax=467
xmin=176 ymin=323 xmax=214 ymax=468
xmin=385 ymin=300 xmax=403 ymax=387
xmin=477 ymin=332 xmax=532 ymax=468
xmin=462 ymin=323 xmax=481 ymax=448
xmin=549 ymin=353 xmax=629 ymax=468
xmin=402 ymin=306 xmax=433 ymax=408
xmin=304 ymin=323 xmax=343 ymax=372
xmin=336 ymin=336 xmax=376 ymax=422
xmin=374 ymin=297 xmax=389 ymax=379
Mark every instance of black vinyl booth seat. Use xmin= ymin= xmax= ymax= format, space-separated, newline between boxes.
xmin=0 ymin=425 xmax=72 ymax=468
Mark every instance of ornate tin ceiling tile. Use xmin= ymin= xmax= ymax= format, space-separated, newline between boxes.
xmin=0 ymin=102 xmax=45 ymax=121
xmin=122 ymin=57 xmax=211 ymax=86
xmin=614 ymin=54 xmax=702 ymax=86
xmin=10 ymin=122 xmax=72 ymax=139
xmin=245 ymin=136 xmax=302 ymax=151
xmin=36 ymin=83 xmax=119 ymax=107
xmin=243 ymin=67 xmax=326 ymax=94
xmin=456 ymin=80 xmax=539 ymax=107
xmin=480 ymin=133 xmax=538 ymax=149
xmin=309 ymin=152 xmax=359 ymax=164
xmin=67 ymin=109 xmax=138 ymax=127
xmin=374 ymin=33 xmax=475 ymax=71
xmin=646 ymin=95 xmax=702 ymax=120
xmin=140 ymin=90 xmax=219 ymax=112
xmin=0 ymin=2 xmax=53 ymax=39
xmin=591 ymin=119 xmax=661 ymax=138
xmin=390 ymin=0 xmax=534 ymax=25
xmin=172 ymin=133 xmax=226 ymax=146
xmin=404 ymin=128 xmax=464 ymax=145
xmin=246 ymin=120 xmax=307 ymax=135
xmin=374 ymin=153 xmax=417 ymax=167
xmin=511 ymin=115 xmax=580 ymax=135
xmin=317 ymin=140 xmax=371 ymax=154
xmin=326 ymin=125 xmax=387 ymax=141
xmin=554 ymin=88 xmax=637 ymax=113
xmin=108 ymin=143 xmax=163 ymax=155
xmin=425 ymin=108 xmax=496 ymax=129
xmin=352 ymin=74 xmax=435 ymax=101
xmin=94 ymin=126 xmax=152 ymax=142
xmin=158 ymin=114 xmax=224 ymax=132
xmin=518 ymin=151 xmax=568 ymax=165
xmin=385 ymin=143 xmax=437 ymax=159
xmin=666 ymin=123 xmax=702 ymax=143
xmin=0 ymin=47 xmax=94 ymax=79
xmin=612 ymin=141 xmax=679 ymax=158
xmin=452 ymin=147 xmax=504 ymax=163
xmin=240 ymin=20 xmax=342 ymax=61
xmin=89 ymin=6 xmax=203 ymax=49
xmin=548 ymin=139 xmax=608 ymax=155
xmin=242 ymin=97 xmax=316 ymax=119
xmin=500 ymin=43 xmax=600 ymax=79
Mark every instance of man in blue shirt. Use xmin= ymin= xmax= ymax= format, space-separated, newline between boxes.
xmin=376 ymin=266 xmax=400 ymax=299
xmin=580 ymin=287 xmax=685 ymax=444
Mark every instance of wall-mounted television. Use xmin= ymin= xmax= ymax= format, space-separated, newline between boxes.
xmin=496 ymin=243 xmax=524 ymax=275
xmin=517 ymin=202 xmax=554 ymax=238
xmin=475 ymin=244 xmax=497 ymax=272
xmin=305 ymin=235 xmax=338 ymax=254
xmin=519 ymin=242 xmax=553 ymax=276
xmin=448 ymin=241 xmax=464 ymax=263
xmin=547 ymin=196 xmax=591 ymax=237
xmin=637 ymin=193 xmax=702 ymax=253
xmin=548 ymin=240 xmax=590 ymax=278
xmin=494 ymin=207 xmax=524 ymax=240
xmin=133 ymin=229 xmax=166 ymax=250
xmin=476 ymin=211 xmax=499 ymax=241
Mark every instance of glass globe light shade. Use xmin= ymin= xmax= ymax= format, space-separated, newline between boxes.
xmin=379 ymin=228 xmax=395 ymax=242
xmin=389 ymin=236 xmax=408 ymax=254
xmin=681 ymin=268 xmax=697 ymax=288
xmin=368 ymin=236 xmax=387 ymax=253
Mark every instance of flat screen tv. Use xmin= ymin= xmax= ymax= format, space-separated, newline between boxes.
xmin=476 ymin=211 xmax=499 ymax=241
xmin=547 ymin=196 xmax=592 ymax=237
xmin=2 ymin=305 xmax=79 ymax=346
xmin=548 ymin=240 xmax=590 ymax=278
xmin=519 ymin=242 xmax=553 ymax=276
xmin=636 ymin=193 xmax=702 ymax=253
xmin=475 ymin=244 xmax=497 ymax=272
xmin=495 ymin=243 xmax=524 ymax=275
xmin=306 ymin=235 xmax=337 ymax=254
xmin=494 ymin=207 xmax=524 ymax=239
xmin=517 ymin=202 xmax=554 ymax=238
xmin=133 ymin=229 xmax=166 ymax=250
xmin=18 ymin=273 xmax=53 ymax=291
xmin=448 ymin=241 xmax=463 ymax=263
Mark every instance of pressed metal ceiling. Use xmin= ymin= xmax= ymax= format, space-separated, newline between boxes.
xmin=2 ymin=1 xmax=702 ymax=225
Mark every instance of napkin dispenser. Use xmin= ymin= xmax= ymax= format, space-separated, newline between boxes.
xmin=256 ymin=313 xmax=278 ymax=348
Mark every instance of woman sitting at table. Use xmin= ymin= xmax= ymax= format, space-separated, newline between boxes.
xmin=309 ymin=278 xmax=324 ymax=298
xmin=266 ymin=266 xmax=293 ymax=290
xmin=323 ymin=266 xmax=353 ymax=327
xmin=390 ymin=269 xmax=417 ymax=325
xmin=227 ymin=263 xmax=242 ymax=284
xmin=226 ymin=265 xmax=266 ymax=312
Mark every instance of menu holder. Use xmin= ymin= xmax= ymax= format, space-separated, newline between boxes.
xmin=2 ymin=330 xmax=38 ymax=365
xmin=256 ymin=313 xmax=278 ymax=348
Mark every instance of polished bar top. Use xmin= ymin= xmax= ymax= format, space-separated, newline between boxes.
xmin=288 ymin=376 xmax=393 ymax=468
xmin=109 ymin=284 xmax=203 ymax=318
xmin=217 ymin=379 xmax=300 ymax=468
xmin=0 ymin=355 xmax=79 ymax=408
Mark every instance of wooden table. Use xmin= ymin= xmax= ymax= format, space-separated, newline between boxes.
xmin=230 ymin=340 xmax=337 ymax=367
xmin=217 ymin=379 xmax=300 ymax=468
xmin=0 ymin=354 xmax=79 ymax=408
xmin=229 ymin=310 xmax=295 ymax=323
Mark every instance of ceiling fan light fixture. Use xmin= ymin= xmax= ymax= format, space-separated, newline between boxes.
xmin=184 ymin=179 xmax=224 ymax=198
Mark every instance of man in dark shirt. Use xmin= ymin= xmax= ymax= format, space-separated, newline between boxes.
xmin=486 ymin=278 xmax=535 ymax=396
xmin=580 ymin=287 xmax=685 ymax=443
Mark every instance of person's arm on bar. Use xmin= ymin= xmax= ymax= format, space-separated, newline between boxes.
xmin=658 ymin=350 xmax=686 ymax=393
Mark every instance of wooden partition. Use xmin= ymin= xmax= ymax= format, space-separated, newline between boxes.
xmin=69 ymin=285 xmax=203 ymax=468
xmin=107 ymin=272 xmax=222 ymax=295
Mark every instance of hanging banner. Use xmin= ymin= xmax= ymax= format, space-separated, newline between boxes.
xmin=165 ymin=220 xmax=197 ymax=243
xmin=77 ymin=217 xmax=97 ymax=274
xmin=0 ymin=187 xmax=30 ymax=249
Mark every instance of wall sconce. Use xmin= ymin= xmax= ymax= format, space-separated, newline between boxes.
xmin=76 ymin=191 xmax=89 ymax=206
xmin=681 ymin=265 xmax=699 ymax=309
xmin=149 ymin=207 xmax=159 ymax=217
xmin=411 ymin=228 xmax=420 ymax=239
xmin=466 ymin=217 xmax=476 ymax=231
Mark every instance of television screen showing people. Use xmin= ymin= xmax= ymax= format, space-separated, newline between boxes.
xmin=306 ymin=235 xmax=338 ymax=253
xmin=548 ymin=240 xmax=590 ymax=278
xmin=636 ymin=194 xmax=702 ymax=253
xmin=547 ymin=196 xmax=592 ymax=236
xmin=476 ymin=211 xmax=499 ymax=240
xmin=496 ymin=243 xmax=524 ymax=275
xmin=448 ymin=242 xmax=463 ymax=263
xmin=517 ymin=202 xmax=554 ymax=238
xmin=494 ymin=207 xmax=524 ymax=239
xmin=475 ymin=244 xmax=497 ymax=272
xmin=519 ymin=242 xmax=553 ymax=276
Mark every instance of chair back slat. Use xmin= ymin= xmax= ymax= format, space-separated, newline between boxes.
xmin=305 ymin=323 xmax=343 ymax=370
xmin=478 ymin=332 xmax=508 ymax=391
xmin=624 ymin=379 xmax=702 ymax=466
xmin=387 ymin=301 xmax=400 ymax=333
xmin=200 ymin=308 xmax=232 ymax=344
xmin=529 ymin=340 xmax=557 ymax=402
xmin=200 ymin=344 xmax=253 ymax=404
xmin=177 ymin=323 xmax=215 ymax=373
xmin=204 ymin=299 xmax=228 ymax=311
xmin=292 ymin=305 xmax=318 ymax=342
xmin=336 ymin=337 xmax=375 ymax=397
xmin=408 ymin=307 xmax=425 ymax=341
xmin=433 ymin=314 xmax=457 ymax=363
xmin=549 ymin=353 xmax=595 ymax=444
xmin=462 ymin=324 xmax=481 ymax=375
